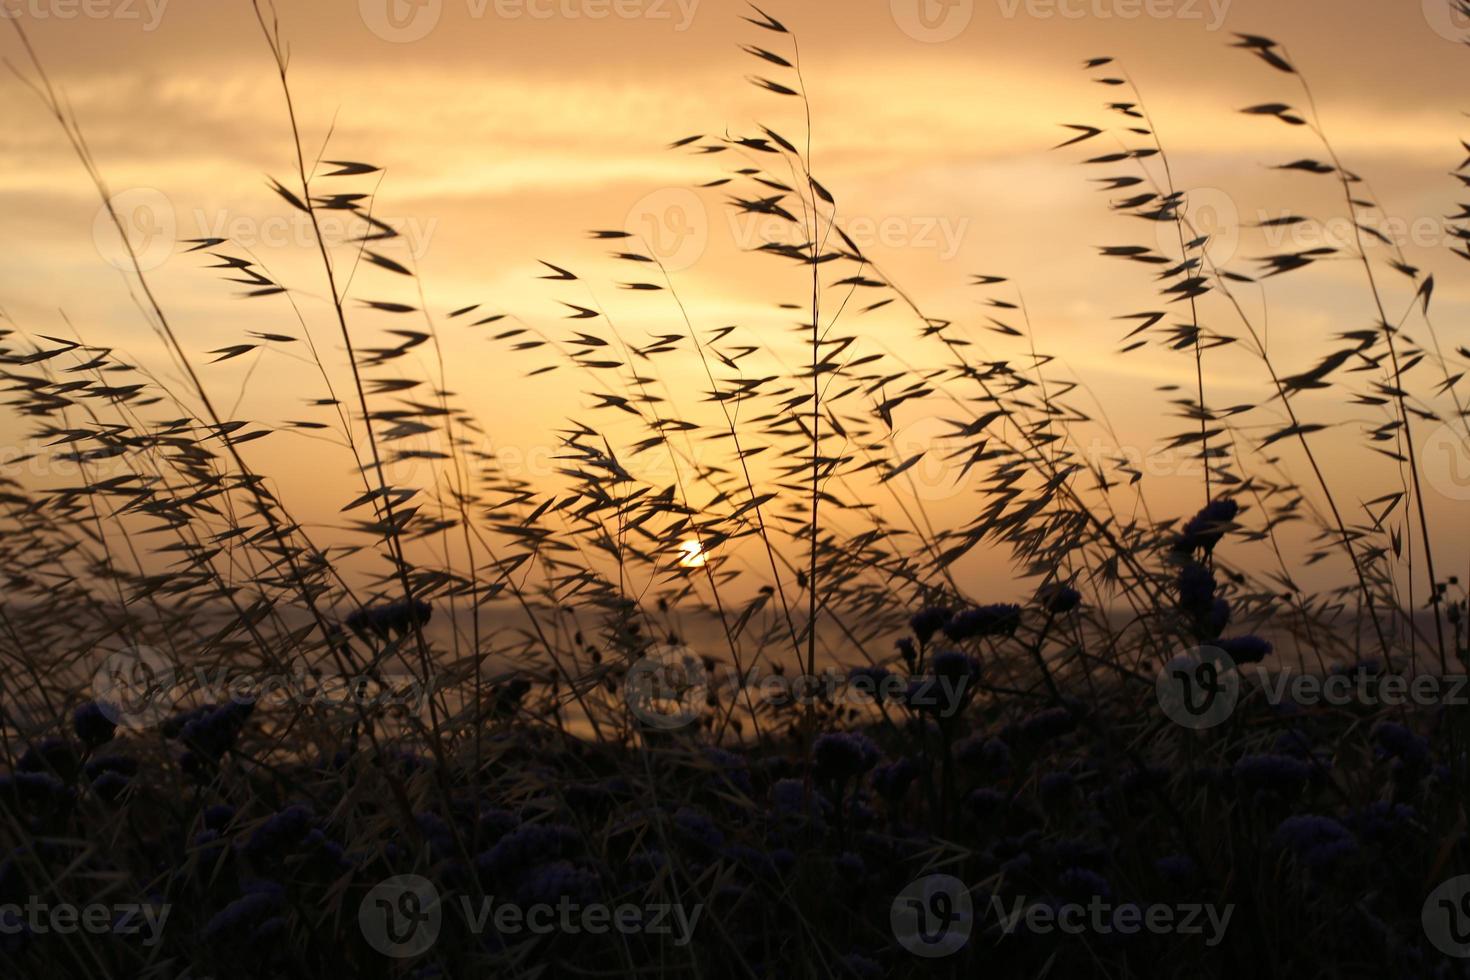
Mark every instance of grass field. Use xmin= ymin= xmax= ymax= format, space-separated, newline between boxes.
xmin=3 ymin=2 xmax=1470 ymax=976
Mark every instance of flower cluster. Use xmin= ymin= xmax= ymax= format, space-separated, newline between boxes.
xmin=1172 ymin=498 xmax=1239 ymax=556
xmin=344 ymin=597 xmax=433 ymax=640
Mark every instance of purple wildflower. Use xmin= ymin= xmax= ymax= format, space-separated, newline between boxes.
xmin=515 ymin=860 xmax=600 ymax=906
xmin=1208 ymin=597 xmax=1231 ymax=635
xmin=1016 ymin=706 xmax=1077 ymax=744
xmin=345 ymin=597 xmax=432 ymax=640
xmin=955 ymin=735 xmax=1011 ymax=775
xmin=943 ymin=604 xmax=1021 ymax=641
xmin=477 ymin=823 xmax=579 ymax=881
xmin=627 ymin=849 xmax=666 ymax=882
xmin=240 ymin=805 xmax=314 ymax=861
xmin=838 ymin=953 xmax=883 ymax=979
xmin=72 ymin=702 xmax=116 ymax=747
xmin=871 ymin=757 xmax=919 ymax=800
xmin=1350 ymin=801 xmax=1419 ymax=843
xmin=177 ymin=701 xmax=254 ymax=760
xmin=930 ymin=650 xmax=981 ymax=680
xmin=89 ymin=771 xmax=129 ymax=803
xmin=813 ymin=732 xmax=880 ymax=781
xmin=965 ymin=787 xmax=1007 ymax=820
xmin=1173 ymin=498 xmax=1239 ymax=555
xmin=1154 ymin=854 xmax=1198 ymax=884
xmin=673 ymin=806 xmax=725 ymax=852
xmin=17 ymin=738 xmax=78 ymax=779
xmin=1176 ymin=562 xmax=1217 ymax=623
xmin=203 ymin=880 xmax=285 ymax=942
xmin=83 ymin=755 xmax=136 ymax=779
xmin=416 ymin=812 xmax=456 ymax=861
xmin=1037 ymin=583 xmax=1082 ymax=614
xmin=1371 ymin=722 xmax=1430 ymax=767
xmin=1038 ymin=771 xmax=1075 ymax=809
xmin=1272 ymin=729 xmax=1313 ymax=758
xmin=203 ymin=804 xmax=237 ymax=831
xmin=1218 ymin=635 xmax=1272 ymax=664
xmin=1272 ymin=815 xmax=1358 ymax=871
xmin=909 ymin=606 xmax=952 ymax=646
xmin=847 ymin=665 xmax=893 ymax=702
xmin=770 ymin=778 xmax=806 ymax=813
xmin=835 ymin=850 xmax=865 ymax=884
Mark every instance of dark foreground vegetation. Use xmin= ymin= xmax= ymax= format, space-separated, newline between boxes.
xmin=3 ymin=3 xmax=1470 ymax=977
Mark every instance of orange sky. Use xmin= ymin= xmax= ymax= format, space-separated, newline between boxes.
xmin=3 ymin=0 xmax=1469 ymax=601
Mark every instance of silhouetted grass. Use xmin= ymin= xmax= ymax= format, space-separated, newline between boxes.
xmin=1 ymin=3 xmax=1469 ymax=977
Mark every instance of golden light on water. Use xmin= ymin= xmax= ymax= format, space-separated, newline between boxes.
xmin=677 ymin=539 xmax=708 ymax=569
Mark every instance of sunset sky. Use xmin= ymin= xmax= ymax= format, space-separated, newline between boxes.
xmin=3 ymin=0 xmax=1469 ymax=599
